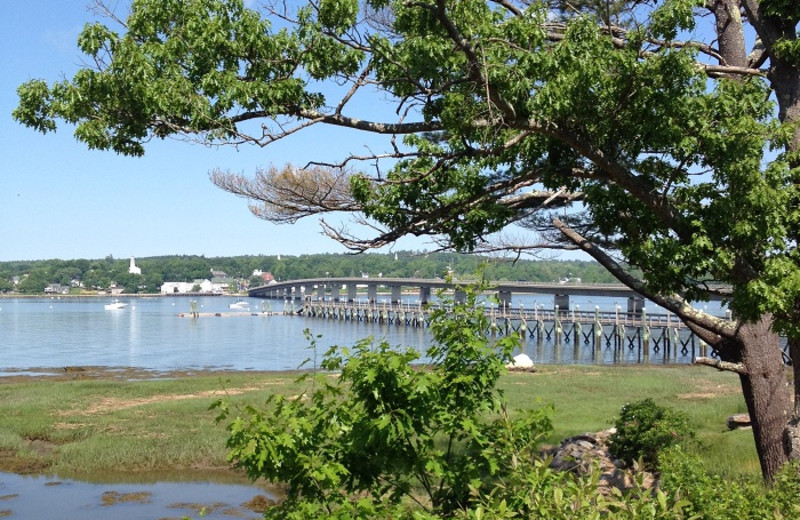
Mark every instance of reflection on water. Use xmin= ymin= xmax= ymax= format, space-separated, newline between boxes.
xmin=0 ymin=295 xmax=728 ymax=373
xmin=0 ymin=296 xmax=430 ymax=372
xmin=0 ymin=472 xmax=273 ymax=519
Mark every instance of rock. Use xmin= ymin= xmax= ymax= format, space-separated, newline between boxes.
xmin=726 ymin=413 xmax=752 ymax=430
xmin=506 ymin=354 xmax=536 ymax=372
xmin=783 ymin=416 xmax=800 ymax=459
xmin=547 ymin=429 xmax=656 ymax=494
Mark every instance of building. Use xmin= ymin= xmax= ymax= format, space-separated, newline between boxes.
xmin=44 ymin=284 xmax=69 ymax=295
xmin=129 ymin=257 xmax=142 ymax=275
xmin=160 ymin=279 xmax=216 ymax=294
xmin=252 ymin=270 xmax=275 ymax=283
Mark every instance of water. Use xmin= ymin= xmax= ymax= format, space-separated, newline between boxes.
xmin=0 ymin=472 xmax=270 ymax=519
xmin=0 ymin=294 xmax=727 ymax=373
xmin=0 ymin=296 xmax=429 ymax=373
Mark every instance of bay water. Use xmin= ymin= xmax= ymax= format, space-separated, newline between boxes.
xmin=0 ymin=293 xmax=724 ymax=373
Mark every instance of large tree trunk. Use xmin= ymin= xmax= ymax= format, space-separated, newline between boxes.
xmin=722 ymin=318 xmax=793 ymax=481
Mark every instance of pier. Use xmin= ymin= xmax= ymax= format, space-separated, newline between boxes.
xmin=296 ymin=299 xmax=718 ymax=364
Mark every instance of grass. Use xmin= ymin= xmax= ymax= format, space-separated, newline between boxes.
xmin=0 ymin=364 xmax=762 ymax=482
xmin=500 ymin=364 xmax=759 ymax=478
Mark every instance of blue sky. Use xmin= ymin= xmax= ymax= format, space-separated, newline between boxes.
xmin=0 ymin=1 xmax=433 ymax=262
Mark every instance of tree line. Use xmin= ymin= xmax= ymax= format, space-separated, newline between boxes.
xmin=0 ymin=253 xmax=617 ymax=294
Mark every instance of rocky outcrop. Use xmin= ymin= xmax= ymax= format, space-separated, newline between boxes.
xmin=547 ymin=429 xmax=657 ymax=493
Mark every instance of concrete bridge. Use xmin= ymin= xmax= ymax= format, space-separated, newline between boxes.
xmin=248 ymin=277 xmax=724 ymax=314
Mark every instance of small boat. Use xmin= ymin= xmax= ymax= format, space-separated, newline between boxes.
xmin=104 ymin=300 xmax=128 ymax=310
xmin=229 ymin=300 xmax=250 ymax=309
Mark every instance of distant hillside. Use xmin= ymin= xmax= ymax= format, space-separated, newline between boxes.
xmin=0 ymin=252 xmax=619 ymax=294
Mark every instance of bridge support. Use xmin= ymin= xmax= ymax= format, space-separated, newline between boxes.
xmin=390 ymin=285 xmax=402 ymax=304
xmin=316 ymin=284 xmax=325 ymax=301
xmin=455 ymin=288 xmax=466 ymax=304
xmin=497 ymin=290 xmax=512 ymax=308
xmin=420 ymin=286 xmax=431 ymax=304
xmin=330 ymin=285 xmax=340 ymax=302
xmin=347 ymin=283 xmax=357 ymax=302
xmin=554 ymin=294 xmax=569 ymax=310
xmin=367 ymin=284 xmax=378 ymax=303
xmin=627 ymin=296 xmax=644 ymax=315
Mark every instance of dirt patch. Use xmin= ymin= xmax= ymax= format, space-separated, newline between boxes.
xmin=0 ymin=449 xmax=50 ymax=475
xmin=677 ymin=382 xmax=738 ymax=400
xmin=0 ymin=495 xmax=18 ymax=502
xmin=242 ymin=494 xmax=275 ymax=512
xmin=100 ymin=491 xmax=152 ymax=506
xmin=77 ymin=385 xmax=272 ymax=415
xmin=0 ymin=510 xmax=11 ymax=518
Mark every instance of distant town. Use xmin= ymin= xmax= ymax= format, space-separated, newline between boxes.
xmin=0 ymin=252 xmax=618 ymax=296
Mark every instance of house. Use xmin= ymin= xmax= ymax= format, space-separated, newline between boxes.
xmin=160 ymin=279 xmax=216 ymax=294
xmin=210 ymin=276 xmax=235 ymax=293
xmin=252 ymin=270 xmax=275 ymax=283
xmin=44 ymin=284 xmax=69 ymax=295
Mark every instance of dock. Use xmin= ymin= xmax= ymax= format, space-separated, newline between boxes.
xmin=177 ymin=311 xmax=282 ymax=318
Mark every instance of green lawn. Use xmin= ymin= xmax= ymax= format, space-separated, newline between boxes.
xmin=0 ymin=364 xmax=761 ymax=482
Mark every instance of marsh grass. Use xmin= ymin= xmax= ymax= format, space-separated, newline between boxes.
xmin=0 ymin=365 xmax=761 ymax=481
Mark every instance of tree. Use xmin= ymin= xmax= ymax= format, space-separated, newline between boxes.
xmin=12 ymin=0 xmax=800 ymax=481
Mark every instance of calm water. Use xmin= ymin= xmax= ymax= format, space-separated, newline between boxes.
xmin=0 ymin=472 xmax=270 ymax=519
xmin=0 ymin=296 xmax=430 ymax=373
xmin=0 ymin=294 xmax=726 ymax=372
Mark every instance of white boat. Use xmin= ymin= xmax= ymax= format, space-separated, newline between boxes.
xmin=229 ymin=300 xmax=250 ymax=309
xmin=104 ymin=300 xmax=128 ymax=310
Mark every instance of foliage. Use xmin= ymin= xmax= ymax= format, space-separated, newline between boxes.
xmin=609 ymin=398 xmax=696 ymax=470
xmin=0 ymin=253 xmax=618 ymax=293
xmin=213 ymin=281 xmax=555 ymax=518
xmin=658 ymin=447 xmax=800 ymax=520
xmin=13 ymin=0 xmax=800 ymax=481
xmin=212 ymin=283 xmax=703 ymax=518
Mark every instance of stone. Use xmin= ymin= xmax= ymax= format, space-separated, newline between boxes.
xmin=783 ymin=415 xmax=800 ymax=459
xmin=506 ymin=353 xmax=536 ymax=372
xmin=547 ymin=428 xmax=656 ymax=494
xmin=726 ymin=413 xmax=752 ymax=430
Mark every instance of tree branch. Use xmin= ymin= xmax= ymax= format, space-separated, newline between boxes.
xmin=552 ymin=216 xmax=738 ymax=339
xmin=695 ymin=356 xmax=748 ymax=375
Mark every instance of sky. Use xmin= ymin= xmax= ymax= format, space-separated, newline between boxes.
xmin=0 ymin=1 xmax=434 ymax=262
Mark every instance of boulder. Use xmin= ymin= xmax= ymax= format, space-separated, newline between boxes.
xmin=506 ymin=353 xmax=536 ymax=372
xmin=726 ymin=413 xmax=752 ymax=430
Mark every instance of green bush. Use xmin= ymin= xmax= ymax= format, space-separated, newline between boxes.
xmin=659 ymin=447 xmax=800 ymax=520
xmin=609 ymin=398 xmax=695 ymax=470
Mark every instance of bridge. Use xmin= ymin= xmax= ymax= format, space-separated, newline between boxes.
xmin=248 ymin=277 xmax=724 ymax=314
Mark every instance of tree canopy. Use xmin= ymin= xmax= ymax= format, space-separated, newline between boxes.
xmin=14 ymin=0 xmax=800 ymax=481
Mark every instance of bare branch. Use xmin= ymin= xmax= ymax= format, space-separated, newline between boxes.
xmin=695 ymin=356 xmax=748 ymax=375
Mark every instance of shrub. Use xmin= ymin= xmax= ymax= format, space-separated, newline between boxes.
xmin=608 ymin=398 xmax=695 ymax=470
xmin=659 ymin=447 xmax=800 ymax=520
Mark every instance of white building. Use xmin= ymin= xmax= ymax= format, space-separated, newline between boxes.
xmin=129 ymin=257 xmax=142 ymax=275
xmin=160 ymin=279 xmax=216 ymax=294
